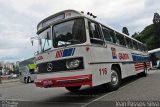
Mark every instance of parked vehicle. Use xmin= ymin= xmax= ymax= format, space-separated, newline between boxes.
xmin=19 ymin=57 xmax=37 ymax=83
xmin=149 ymin=48 xmax=160 ymax=69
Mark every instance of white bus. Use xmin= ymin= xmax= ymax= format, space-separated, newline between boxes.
xmin=148 ymin=48 xmax=160 ymax=69
xmin=33 ymin=10 xmax=151 ymax=92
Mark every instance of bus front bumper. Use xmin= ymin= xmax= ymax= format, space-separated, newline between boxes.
xmin=34 ymin=74 xmax=92 ymax=88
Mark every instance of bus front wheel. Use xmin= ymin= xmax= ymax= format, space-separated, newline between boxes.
xmin=107 ymin=67 xmax=121 ymax=91
xmin=65 ymin=86 xmax=81 ymax=92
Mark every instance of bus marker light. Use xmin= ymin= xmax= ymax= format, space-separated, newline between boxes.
xmin=86 ymin=47 xmax=90 ymax=52
xmin=81 ymin=11 xmax=84 ymax=14
xmin=36 ymin=56 xmax=43 ymax=61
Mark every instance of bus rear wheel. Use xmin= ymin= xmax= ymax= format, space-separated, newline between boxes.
xmin=65 ymin=86 xmax=81 ymax=92
xmin=138 ymin=63 xmax=147 ymax=77
xmin=108 ymin=67 xmax=121 ymax=91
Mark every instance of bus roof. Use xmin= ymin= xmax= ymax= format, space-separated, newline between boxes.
xmin=148 ymin=48 xmax=160 ymax=53
xmin=37 ymin=10 xmax=84 ymax=31
xmin=37 ymin=9 xmax=144 ymax=45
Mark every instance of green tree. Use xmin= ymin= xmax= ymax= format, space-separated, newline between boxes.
xmin=132 ymin=13 xmax=160 ymax=50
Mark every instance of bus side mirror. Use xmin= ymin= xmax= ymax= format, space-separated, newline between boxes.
xmin=30 ymin=37 xmax=34 ymax=46
xmin=31 ymin=40 xmax=34 ymax=46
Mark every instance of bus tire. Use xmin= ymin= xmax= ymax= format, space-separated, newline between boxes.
xmin=139 ymin=63 xmax=147 ymax=77
xmin=65 ymin=86 xmax=81 ymax=92
xmin=107 ymin=67 xmax=121 ymax=91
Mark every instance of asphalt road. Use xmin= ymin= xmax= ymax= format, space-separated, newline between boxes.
xmin=0 ymin=70 xmax=160 ymax=107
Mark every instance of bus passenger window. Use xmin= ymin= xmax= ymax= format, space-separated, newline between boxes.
xmin=143 ymin=45 xmax=146 ymax=52
xmin=126 ymin=38 xmax=133 ymax=49
xmin=139 ymin=44 xmax=143 ymax=51
xmin=88 ymin=21 xmax=104 ymax=45
xmin=116 ymin=33 xmax=126 ymax=46
xmin=144 ymin=46 xmax=148 ymax=52
xmin=133 ymin=41 xmax=138 ymax=50
xmin=110 ymin=30 xmax=116 ymax=43
xmin=102 ymin=27 xmax=111 ymax=42
xmin=137 ymin=43 xmax=141 ymax=50
xmin=141 ymin=44 xmax=144 ymax=51
xmin=88 ymin=21 xmax=102 ymax=39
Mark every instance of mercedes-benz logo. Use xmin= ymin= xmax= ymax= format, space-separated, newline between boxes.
xmin=47 ymin=63 xmax=53 ymax=72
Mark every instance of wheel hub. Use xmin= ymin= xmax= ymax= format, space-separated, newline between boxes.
xmin=111 ymin=70 xmax=118 ymax=86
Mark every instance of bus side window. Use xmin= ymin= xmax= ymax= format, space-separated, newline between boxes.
xmin=137 ymin=43 xmax=141 ymax=50
xmin=88 ymin=21 xmax=104 ymax=45
xmin=139 ymin=44 xmax=144 ymax=51
xmin=143 ymin=45 xmax=147 ymax=52
xmin=126 ymin=38 xmax=133 ymax=49
xmin=102 ymin=27 xmax=111 ymax=42
xmin=88 ymin=21 xmax=102 ymax=39
xmin=110 ymin=30 xmax=116 ymax=43
xmin=133 ymin=41 xmax=138 ymax=50
xmin=116 ymin=33 xmax=126 ymax=46
xmin=115 ymin=33 xmax=120 ymax=45
xmin=144 ymin=46 xmax=148 ymax=52
xmin=142 ymin=45 xmax=145 ymax=52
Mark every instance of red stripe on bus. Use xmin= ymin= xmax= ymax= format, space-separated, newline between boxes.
xmin=35 ymin=74 xmax=92 ymax=88
xmin=135 ymin=63 xmax=143 ymax=66
xmin=135 ymin=63 xmax=144 ymax=71
xmin=135 ymin=64 xmax=144 ymax=67
xmin=57 ymin=51 xmax=60 ymax=58
xmin=135 ymin=66 xmax=144 ymax=69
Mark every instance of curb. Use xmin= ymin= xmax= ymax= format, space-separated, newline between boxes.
xmin=1 ymin=79 xmax=19 ymax=84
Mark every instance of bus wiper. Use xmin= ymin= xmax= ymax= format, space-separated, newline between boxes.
xmin=59 ymin=41 xmax=69 ymax=47
xmin=46 ymin=32 xmax=50 ymax=46
xmin=67 ymin=39 xmax=81 ymax=44
xmin=42 ymin=32 xmax=50 ymax=51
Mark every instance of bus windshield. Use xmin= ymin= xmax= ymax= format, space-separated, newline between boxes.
xmin=38 ymin=28 xmax=52 ymax=52
xmin=53 ymin=18 xmax=86 ymax=48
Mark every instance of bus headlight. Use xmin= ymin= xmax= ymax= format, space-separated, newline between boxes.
xmin=66 ymin=59 xmax=81 ymax=69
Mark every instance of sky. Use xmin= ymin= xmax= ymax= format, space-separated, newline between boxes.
xmin=0 ymin=0 xmax=159 ymax=62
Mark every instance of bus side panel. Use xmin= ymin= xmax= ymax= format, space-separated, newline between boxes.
xmin=131 ymin=51 xmax=150 ymax=73
xmin=90 ymin=64 xmax=111 ymax=86
xmin=121 ymin=63 xmax=135 ymax=78
xmin=89 ymin=44 xmax=148 ymax=86
xmin=89 ymin=46 xmax=111 ymax=86
xmin=106 ymin=44 xmax=136 ymax=79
